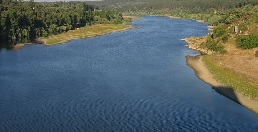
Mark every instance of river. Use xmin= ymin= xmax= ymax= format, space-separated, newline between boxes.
xmin=1 ymin=16 xmax=258 ymax=131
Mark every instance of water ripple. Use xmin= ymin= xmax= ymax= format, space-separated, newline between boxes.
xmin=1 ymin=16 xmax=258 ymax=132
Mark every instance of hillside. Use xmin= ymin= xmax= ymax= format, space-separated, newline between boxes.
xmin=88 ymin=0 xmax=258 ymax=25
xmin=202 ymin=4 xmax=258 ymax=55
xmin=88 ymin=0 xmax=258 ymax=12
xmin=187 ymin=4 xmax=258 ymax=101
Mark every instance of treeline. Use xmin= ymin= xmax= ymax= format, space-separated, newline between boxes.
xmin=0 ymin=1 xmax=124 ymax=49
xmin=88 ymin=0 xmax=258 ymax=25
xmin=89 ymin=0 xmax=258 ymax=13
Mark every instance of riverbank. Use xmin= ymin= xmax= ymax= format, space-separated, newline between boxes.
xmin=185 ymin=37 xmax=258 ymax=114
xmin=187 ymin=55 xmax=258 ymax=113
xmin=169 ymin=16 xmax=215 ymax=31
xmin=183 ymin=37 xmax=213 ymax=54
xmin=36 ymin=24 xmax=132 ymax=46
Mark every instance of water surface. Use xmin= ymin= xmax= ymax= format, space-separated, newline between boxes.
xmin=1 ymin=16 xmax=258 ymax=131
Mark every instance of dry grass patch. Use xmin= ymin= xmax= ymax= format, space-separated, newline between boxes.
xmin=203 ymin=55 xmax=258 ymax=100
xmin=38 ymin=24 xmax=131 ymax=45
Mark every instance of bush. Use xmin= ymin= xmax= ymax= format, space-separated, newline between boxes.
xmin=202 ymin=39 xmax=225 ymax=53
xmin=213 ymin=26 xmax=227 ymax=38
xmin=222 ymin=35 xmax=229 ymax=43
xmin=237 ymin=33 xmax=258 ymax=49
xmin=124 ymin=17 xmax=132 ymax=23
xmin=256 ymin=51 xmax=258 ymax=57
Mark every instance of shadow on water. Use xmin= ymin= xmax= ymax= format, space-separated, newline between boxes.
xmin=213 ymin=86 xmax=240 ymax=104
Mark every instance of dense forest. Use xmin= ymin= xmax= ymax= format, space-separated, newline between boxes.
xmin=88 ymin=0 xmax=258 ymax=24
xmin=88 ymin=0 xmax=258 ymax=12
xmin=0 ymin=0 xmax=124 ymax=49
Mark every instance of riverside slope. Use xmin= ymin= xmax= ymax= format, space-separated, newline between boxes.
xmin=185 ymin=37 xmax=258 ymax=114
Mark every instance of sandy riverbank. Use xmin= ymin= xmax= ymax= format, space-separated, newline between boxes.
xmin=14 ymin=24 xmax=133 ymax=50
xmin=14 ymin=43 xmax=25 ymax=50
xmin=186 ymin=42 xmax=258 ymax=114
xmin=39 ymin=24 xmax=133 ymax=46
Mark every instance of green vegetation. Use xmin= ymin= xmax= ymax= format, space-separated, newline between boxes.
xmin=170 ymin=12 xmax=223 ymax=25
xmin=88 ymin=0 xmax=258 ymax=25
xmin=123 ymin=17 xmax=132 ymax=23
xmin=237 ymin=33 xmax=258 ymax=49
xmin=1 ymin=0 xmax=256 ymax=50
xmin=203 ymin=55 xmax=258 ymax=100
xmin=201 ymin=39 xmax=226 ymax=53
xmin=90 ymin=0 xmax=258 ymax=13
xmin=0 ymin=0 xmax=124 ymax=49
xmin=213 ymin=26 xmax=228 ymax=38
xmin=202 ymin=4 xmax=258 ymax=53
xmin=1 ymin=0 xmax=258 ymax=50
xmin=200 ymin=25 xmax=228 ymax=53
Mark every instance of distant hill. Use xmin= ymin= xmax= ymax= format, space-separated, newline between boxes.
xmin=87 ymin=0 xmax=258 ymax=12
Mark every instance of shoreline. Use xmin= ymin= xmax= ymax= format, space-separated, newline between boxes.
xmin=14 ymin=24 xmax=133 ymax=50
xmin=39 ymin=24 xmax=133 ymax=46
xmin=185 ymin=39 xmax=258 ymax=114
xmin=169 ymin=16 xmax=215 ymax=32
xmin=183 ymin=37 xmax=213 ymax=54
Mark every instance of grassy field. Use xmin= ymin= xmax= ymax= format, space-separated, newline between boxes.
xmin=203 ymin=55 xmax=258 ymax=100
xmin=37 ymin=24 xmax=131 ymax=45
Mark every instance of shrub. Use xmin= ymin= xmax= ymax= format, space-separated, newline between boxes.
xmin=222 ymin=35 xmax=229 ymax=43
xmin=256 ymin=51 xmax=258 ymax=57
xmin=211 ymin=42 xmax=225 ymax=53
xmin=213 ymin=26 xmax=227 ymax=38
xmin=124 ymin=17 xmax=132 ymax=23
xmin=237 ymin=33 xmax=258 ymax=49
xmin=202 ymin=39 xmax=225 ymax=53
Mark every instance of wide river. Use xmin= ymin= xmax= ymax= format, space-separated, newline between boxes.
xmin=1 ymin=16 xmax=258 ymax=131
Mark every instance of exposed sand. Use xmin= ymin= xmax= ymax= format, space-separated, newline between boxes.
xmin=14 ymin=24 xmax=133 ymax=50
xmin=40 ymin=24 xmax=133 ymax=46
xmin=186 ymin=56 xmax=221 ymax=86
xmin=14 ymin=43 xmax=25 ymax=50
xmin=186 ymin=53 xmax=258 ymax=114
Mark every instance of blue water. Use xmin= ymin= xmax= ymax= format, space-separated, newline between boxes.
xmin=1 ymin=16 xmax=258 ymax=132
